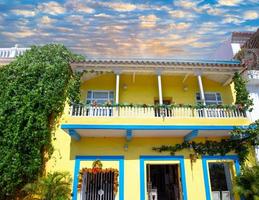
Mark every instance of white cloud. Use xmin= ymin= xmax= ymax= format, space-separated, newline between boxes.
xmin=2 ymin=29 xmax=36 ymax=38
xmin=11 ymin=9 xmax=36 ymax=17
xmin=168 ymin=10 xmax=196 ymax=19
xmin=94 ymin=13 xmax=111 ymax=18
xmin=139 ymin=14 xmax=158 ymax=28
xmin=102 ymin=2 xmax=136 ymax=12
xmin=189 ymin=42 xmax=213 ymax=48
xmin=174 ymin=0 xmax=197 ymax=9
xmin=38 ymin=1 xmax=66 ymax=15
xmin=222 ymin=15 xmax=243 ymax=24
xmin=243 ymin=10 xmax=259 ymax=20
xmin=39 ymin=16 xmax=56 ymax=25
xmin=169 ymin=22 xmax=191 ymax=30
xmin=67 ymin=15 xmax=85 ymax=24
xmin=217 ymin=0 xmax=241 ymax=6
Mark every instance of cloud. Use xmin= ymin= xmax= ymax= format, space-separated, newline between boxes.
xmin=2 ymin=29 xmax=36 ymax=38
xmin=139 ymin=14 xmax=158 ymax=28
xmin=101 ymin=2 xmax=137 ymax=12
xmin=11 ymin=9 xmax=36 ymax=17
xmin=189 ymin=42 xmax=213 ymax=48
xmin=39 ymin=16 xmax=56 ymax=25
xmin=201 ymin=4 xmax=224 ymax=16
xmin=174 ymin=0 xmax=198 ymax=9
xmin=38 ymin=1 xmax=66 ymax=15
xmin=168 ymin=10 xmax=196 ymax=19
xmin=217 ymin=0 xmax=241 ymax=6
xmin=94 ymin=13 xmax=111 ymax=18
xmin=65 ymin=0 xmax=95 ymax=14
xmin=243 ymin=10 xmax=259 ymax=20
xmin=66 ymin=15 xmax=85 ymax=25
xmin=222 ymin=15 xmax=243 ymax=24
xmin=169 ymin=22 xmax=191 ymax=30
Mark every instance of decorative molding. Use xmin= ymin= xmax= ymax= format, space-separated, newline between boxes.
xmin=184 ymin=130 xmax=199 ymax=141
xmin=68 ymin=129 xmax=81 ymax=141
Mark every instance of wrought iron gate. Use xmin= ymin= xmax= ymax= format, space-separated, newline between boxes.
xmin=82 ymin=171 xmax=116 ymax=200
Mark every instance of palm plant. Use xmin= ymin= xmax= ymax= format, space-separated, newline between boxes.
xmin=23 ymin=171 xmax=72 ymax=200
xmin=234 ymin=165 xmax=259 ymax=200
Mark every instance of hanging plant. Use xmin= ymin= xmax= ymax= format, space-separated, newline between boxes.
xmin=153 ymin=120 xmax=259 ymax=164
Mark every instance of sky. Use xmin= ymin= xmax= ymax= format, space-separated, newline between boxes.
xmin=0 ymin=0 xmax=258 ymax=59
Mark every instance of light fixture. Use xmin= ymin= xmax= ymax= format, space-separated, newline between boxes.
xmin=123 ymin=83 xmax=128 ymax=90
xmin=183 ymin=84 xmax=188 ymax=92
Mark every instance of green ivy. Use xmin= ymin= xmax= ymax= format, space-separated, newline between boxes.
xmin=233 ymin=72 xmax=253 ymax=111
xmin=0 ymin=44 xmax=84 ymax=199
xmin=153 ymin=120 xmax=259 ymax=163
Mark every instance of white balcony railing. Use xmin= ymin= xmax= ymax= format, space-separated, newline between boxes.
xmin=69 ymin=104 xmax=246 ymax=118
xmin=247 ymin=70 xmax=259 ymax=80
xmin=0 ymin=45 xmax=29 ymax=58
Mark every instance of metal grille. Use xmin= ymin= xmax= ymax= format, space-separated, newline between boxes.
xmin=82 ymin=171 xmax=115 ymax=200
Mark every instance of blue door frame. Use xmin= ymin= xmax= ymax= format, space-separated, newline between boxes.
xmin=202 ymin=155 xmax=241 ymax=200
xmin=139 ymin=155 xmax=188 ymax=200
xmin=72 ymin=155 xmax=124 ymax=200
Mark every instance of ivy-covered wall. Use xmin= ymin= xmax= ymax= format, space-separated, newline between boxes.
xmin=0 ymin=44 xmax=83 ymax=199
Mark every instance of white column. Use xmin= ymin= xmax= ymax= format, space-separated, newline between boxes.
xmin=197 ymin=73 xmax=206 ymax=105
xmin=115 ymin=72 xmax=120 ymax=104
xmin=157 ymin=72 xmax=163 ymax=105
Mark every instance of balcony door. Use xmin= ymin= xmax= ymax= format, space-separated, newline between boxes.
xmin=154 ymin=100 xmax=172 ymax=117
xmin=146 ymin=164 xmax=182 ymax=200
xmin=208 ymin=163 xmax=234 ymax=200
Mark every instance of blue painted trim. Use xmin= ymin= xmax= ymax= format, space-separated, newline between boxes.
xmin=126 ymin=129 xmax=132 ymax=141
xmin=139 ymin=155 xmax=187 ymax=200
xmin=184 ymin=130 xmax=198 ymax=141
xmin=68 ymin=129 xmax=81 ymax=141
xmin=85 ymin=58 xmax=241 ymax=65
xmin=62 ymin=124 xmax=248 ymax=131
xmin=72 ymin=156 xmax=124 ymax=200
xmin=202 ymin=155 xmax=240 ymax=200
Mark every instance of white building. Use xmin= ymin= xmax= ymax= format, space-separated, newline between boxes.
xmin=215 ymin=29 xmax=259 ymax=161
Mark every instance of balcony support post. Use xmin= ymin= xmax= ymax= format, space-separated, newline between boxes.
xmin=157 ymin=71 xmax=163 ymax=105
xmin=196 ymin=72 xmax=206 ymax=105
xmin=115 ymin=71 xmax=121 ymax=105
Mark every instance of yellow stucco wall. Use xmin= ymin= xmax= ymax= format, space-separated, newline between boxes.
xmin=46 ymin=125 xmax=253 ymax=200
xmin=46 ymin=73 xmax=252 ymax=200
xmin=80 ymin=74 xmax=235 ymax=105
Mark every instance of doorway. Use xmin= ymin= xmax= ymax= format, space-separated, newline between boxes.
xmin=154 ymin=100 xmax=172 ymax=117
xmin=146 ymin=164 xmax=182 ymax=200
xmin=208 ymin=162 xmax=234 ymax=200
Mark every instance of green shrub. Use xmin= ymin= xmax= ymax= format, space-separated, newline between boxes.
xmin=23 ymin=171 xmax=72 ymax=200
xmin=234 ymin=165 xmax=259 ymax=200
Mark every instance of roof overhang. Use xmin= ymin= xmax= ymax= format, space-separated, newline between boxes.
xmin=70 ymin=59 xmax=243 ymax=75
xmin=61 ymin=124 xmax=248 ymax=141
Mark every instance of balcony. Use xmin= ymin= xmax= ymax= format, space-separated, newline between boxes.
xmin=69 ymin=104 xmax=246 ymax=119
xmin=246 ymin=70 xmax=259 ymax=85
xmin=0 ymin=45 xmax=29 ymax=65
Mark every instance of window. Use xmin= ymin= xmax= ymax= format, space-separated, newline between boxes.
xmin=196 ymin=92 xmax=222 ymax=105
xmin=86 ymin=90 xmax=114 ymax=104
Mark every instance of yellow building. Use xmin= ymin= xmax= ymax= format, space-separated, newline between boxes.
xmin=47 ymin=59 xmax=251 ymax=200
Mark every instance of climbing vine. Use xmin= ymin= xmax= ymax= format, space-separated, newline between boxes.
xmin=233 ymin=72 xmax=253 ymax=111
xmin=153 ymin=120 xmax=259 ymax=164
xmin=0 ymin=44 xmax=84 ymax=199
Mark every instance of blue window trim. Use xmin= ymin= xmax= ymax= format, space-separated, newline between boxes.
xmin=202 ymin=155 xmax=241 ymax=200
xmin=139 ymin=155 xmax=187 ymax=200
xmin=72 ymin=155 xmax=124 ymax=200
xmin=62 ymin=124 xmax=248 ymax=131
